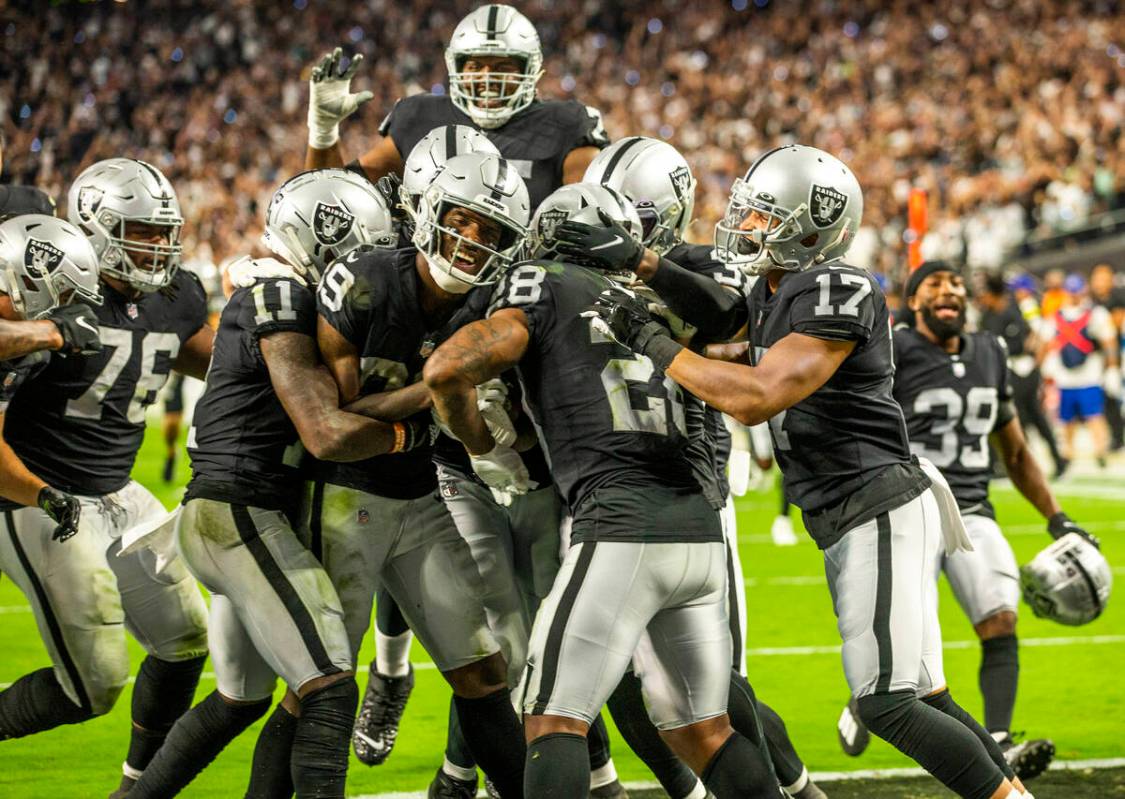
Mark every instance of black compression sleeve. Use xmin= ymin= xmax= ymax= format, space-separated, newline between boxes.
xmin=646 ymin=257 xmax=747 ymax=341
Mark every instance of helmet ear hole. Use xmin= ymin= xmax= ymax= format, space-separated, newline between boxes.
xmin=800 ymin=232 xmax=819 ymax=247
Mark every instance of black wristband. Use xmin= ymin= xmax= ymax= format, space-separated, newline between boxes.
xmin=643 ymin=332 xmax=685 ymax=373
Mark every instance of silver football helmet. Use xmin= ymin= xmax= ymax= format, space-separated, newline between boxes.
xmin=715 ymin=144 xmax=863 ymax=275
xmin=67 ymin=158 xmax=183 ymax=292
xmin=445 ymin=4 xmax=544 ymax=129
xmin=0 ymin=214 xmax=102 ymax=319
xmin=583 ymin=137 xmax=696 ymax=256
xmin=526 ymin=183 xmax=642 ymax=270
xmin=262 ymin=168 xmax=396 ymax=284
xmin=401 ymin=125 xmax=501 ymax=213
xmin=409 ymin=153 xmax=529 ymax=294
xmin=1020 ymin=533 xmax=1112 ymax=626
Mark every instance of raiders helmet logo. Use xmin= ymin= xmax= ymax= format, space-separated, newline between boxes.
xmin=536 ymin=209 xmax=569 ymax=242
xmin=77 ymin=186 xmax=104 ymax=223
xmin=24 ymin=238 xmax=64 ymax=279
xmin=809 ymin=184 xmax=847 ymax=228
xmin=312 ymin=202 xmax=355 ymax=246
xmin=669 ymin=166 xmax=692 ymax=200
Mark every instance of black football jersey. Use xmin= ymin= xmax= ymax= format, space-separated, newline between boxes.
xmin=893 ymin=327 xmax=1015 ymax=519
xmin=312 ymin=247 xmax=439 ymax=499
xmin=379 ymin=94 xmax=609 ymax=210
xmin=748 ymin=263 xmax=924 ymax=546
xmin=186 ymin=276 xmax=316 ymax=512
xmin=5 ymin=271 xmax=207 ymax=495
xmin=0 ymin=351 xmax=49 ymax=414
xmin=490 ymin=261 xmax=720 ymax=544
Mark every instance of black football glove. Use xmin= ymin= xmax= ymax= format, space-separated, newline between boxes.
xmin=46 ymin=304 xmax=102 ymax=355
xmin=37 ymin=486 xmax=81 ymax=543
xmin=554 ymin=209 xmax=645 ymax=273
xmin=1048 ymin=511 xmax=1099 ymax=549
xmin=583 ymin=287 xmax=684 ymax=372
xmin=374 ymin=173 xmax=409 ymax=224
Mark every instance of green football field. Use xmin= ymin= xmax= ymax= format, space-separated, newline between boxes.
xmin=0 ymin=424 xmax=1121 ymax=798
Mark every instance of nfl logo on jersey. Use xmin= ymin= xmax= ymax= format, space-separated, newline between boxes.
xmin=357 ymin=508 xmax=370 ymax=525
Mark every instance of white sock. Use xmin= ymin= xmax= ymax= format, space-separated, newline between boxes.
xmin=122 ymin=761 xmax=144 ymax=781
xmin=590 ymin=760 xmax=618 ymax=789
xmin=991 ymin=730 xmax=1011 ymax=744
xmin=442 ymin=755 xmax=477 ymax=783
xmin=782 ymin=766 xmax=810 ymax=795
xmin=681 ymin=780 xmax=707 ymax=799
xmin=374 ymin=629 xmax=413 ymax=678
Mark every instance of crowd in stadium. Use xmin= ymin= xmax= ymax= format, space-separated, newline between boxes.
xmin=2 ymin=0 xmax=1122 ymax=279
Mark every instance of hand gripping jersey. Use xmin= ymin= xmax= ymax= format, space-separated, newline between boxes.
xmin=490 ymin=261 xmax=720 ymax=545
xmin=747 ymin=262 xmax=926 ymax=547
xmin=892 ymin=327 xmax=1015 ymax=519
xmin=380 ymin=94 xmax=609 ymax=210
xmin=186 ymin=276 xmax=316 ymax=512
xmin=312 ymin=247 xmax=441 ymax=499
xmin=5 ymin=271 xmax=207 ymax=495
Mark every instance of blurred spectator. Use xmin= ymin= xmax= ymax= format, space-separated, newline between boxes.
xmin=1040 ymin=268 xmax=1067 ymax=318
xmin=1090 ymin=262 xmax=1125 ymax=449
xmin=0 ymin=0 xmax=1121 ymax=270
xmin=1038 ymin=273 xmax=1119 ymax=468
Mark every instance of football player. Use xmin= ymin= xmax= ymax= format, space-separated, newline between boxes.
xmin=126 ymin=168 xmax=408 ymax=799
xmin=836 ymin=261 xmax=1096 ymax=779
xmin=304 ymin=4 xmax=609 ymax=209
xmin=311 ymin=152 xmax=531 ymax=798
xmin=424 ymin=215 xmax=781 ymax=799
xmin=0 ymin=159 xmax=213 ymax=799
xmin=583 ymin=145 xmax=1034 ymax=799
xmin=576 ymin=138 xmax=827 ymax=799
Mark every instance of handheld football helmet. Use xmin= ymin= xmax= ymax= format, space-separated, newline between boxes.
xmin=526 ymin=183 xmax=642 ymax=270
xmin=409 ymin=153 xmax=529 ymax=294
xmin=1020 ymin=533 xmax=1112 ymax=626
xmin=67 ymin=158 xmax=184 ymax=292
xmin=583 ymin=136 xmax=696 ymax=256
xmin=262 ymin=168 xmax=396 ymax=283
xmin=401 ymin=125 xmax=501 ymax=213
xmin=0 ymin=214 xmax=102 ymax=319
xmin=715 ymin=144 xmax=863 ymax=275
xmin=445 ymin=4 xmax=544 ymax=129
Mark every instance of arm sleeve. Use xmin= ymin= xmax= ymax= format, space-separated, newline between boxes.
xmin=788 ymin=270 xmax=877 ymax=342
xmin=241 ymin=279 xmax=318 ymax=340
xmin=488 ymin=263 xmax=556 ymax=346
xmin=646 ymin=257 xmax=747 ymax=340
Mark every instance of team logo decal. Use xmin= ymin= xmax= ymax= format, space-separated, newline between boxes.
xmin=440 ymin=481 xmax=460 ymax=499
xmin=77 ymin=186 xmax=104 ymax=223
xmin=24 ymin=238 xmax=64 ymax=278
xmin=312 ymin=202 xmax=355 ymax=246
xmin=669 ymin=166 xmax=692 ymax=200
xmin=536 ymin=209 xmax=569 ymax=243
xmin=809 ymin=184 xmax=847 ymax=228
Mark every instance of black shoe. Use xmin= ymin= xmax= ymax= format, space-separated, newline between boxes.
xmin=428 ymin=767 xmax=478 ymax=799
xmin=352 ymin=665 xmax=414 ymax=766
xmin=1053 ymin=457 xmax=1070 ymax=480
xmin=591 ymin=779 xmax=628 ymax=798
xmin=107 ymin=775 xmax=136 ymax=799
xmin=1001 ymin=735 xmax=1055 ymax=781
xmin=837 ymin=696 xmax=869 ymax=756
xmin=161 ymin=454 xmax=175 ymax=483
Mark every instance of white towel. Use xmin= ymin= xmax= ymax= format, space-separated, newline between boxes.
xmin=916 ymin=456 xmax=974 ymax=555
xmin=119 ymin=506 xmax=182 ymax=574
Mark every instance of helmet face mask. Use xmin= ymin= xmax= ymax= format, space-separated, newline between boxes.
xmin=262 ymin=168 xmax=397 ymax=284
xmin=68 ymin=158 xmax=185 ymax=293
xmin=714 ymin=145 xmax=863 ymax=276
xmin=445 ymin=5 xmax=544 ymax=129
xmin=0 ymin=214 xmax=102 ymax=319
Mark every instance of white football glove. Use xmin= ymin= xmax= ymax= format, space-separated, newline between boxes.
xmin=476 ymin=379 xmax=518 ymax=448
xmin=225 ymin=256 xmax=307 ymax=288
xmin=1102 ymin=366 xmax=1122 ymax=399
xmin=470 ymin=444 xmax=536 ymax=505
xmin=308 ymin=47 xmax=374 ymax=149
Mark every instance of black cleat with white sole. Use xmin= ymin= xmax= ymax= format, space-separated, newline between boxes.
xmin=353 ymin=664 xmax=415 ymax=766
xmin=837 ymin=696 xmax=870 ymax=757
xmin=1000 ymin=735 xmax=1055 ymax=781
xmin=427 ymin=767 xmax=478 ymax=799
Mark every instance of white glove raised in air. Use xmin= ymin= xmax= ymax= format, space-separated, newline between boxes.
xmin=308 ymin=47 xmax=374 ymax=149
xmin=226 ymin=256 xmax=308 ymax=288
xmin=470 ymin=444 xmax=536 ymax=507
xmin=476 ymin=379 xmax=518 ymax=448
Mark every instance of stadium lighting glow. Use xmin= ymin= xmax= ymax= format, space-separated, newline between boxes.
xmin=647 ymin=18 xmax=663 ymax=34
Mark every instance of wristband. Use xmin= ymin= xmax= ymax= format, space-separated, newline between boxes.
xmin=390 ymin=421 xmax=407 ymax=454
xmin=308 ymin=123 xmax=341 ymax=151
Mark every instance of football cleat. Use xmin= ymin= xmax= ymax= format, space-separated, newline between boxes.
xmin=590 ymin=778 xmax=629 ymax=798
xmin=836 ymin=696 xmax=869 ymax=756
xmin=161 ymin=454 xmax=176 ymax=484
xmin=107 ymin=774 xmax=135 ymax=799
xmin=771 ymin=514 xmax=799 ymax=546
xmin=352 ymin=665 xmax=415 ymax=766
xmin=427 ymin=767 xmax=478 ymax=799
xmin=485 ymin=777 xmax=502 ymax=798
xmin=1000 ymin=735 xmax=1055 ymax=781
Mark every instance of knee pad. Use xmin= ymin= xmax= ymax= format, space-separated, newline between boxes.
xmin=83 ymin=656 xmax=131 ymax=716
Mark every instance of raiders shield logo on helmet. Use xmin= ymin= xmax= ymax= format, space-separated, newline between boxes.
xmin=670 ymin=166 xmax=692 ymax=200
xmin=536 ymin=209 xmax=569 ymax=242
xmin=809 ymin=185 xmax=847 ymax=228
xmin=312 ymin=202 xmax=355 ymax=246
xmin=77 ymin=186 xmax=104 ymax=223
xmin=24 ymin=238 xmax=64 ymax=279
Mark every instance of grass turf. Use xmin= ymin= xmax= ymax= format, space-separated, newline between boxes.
xmin=0 ymin=423 xmax=1120 ymax=797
